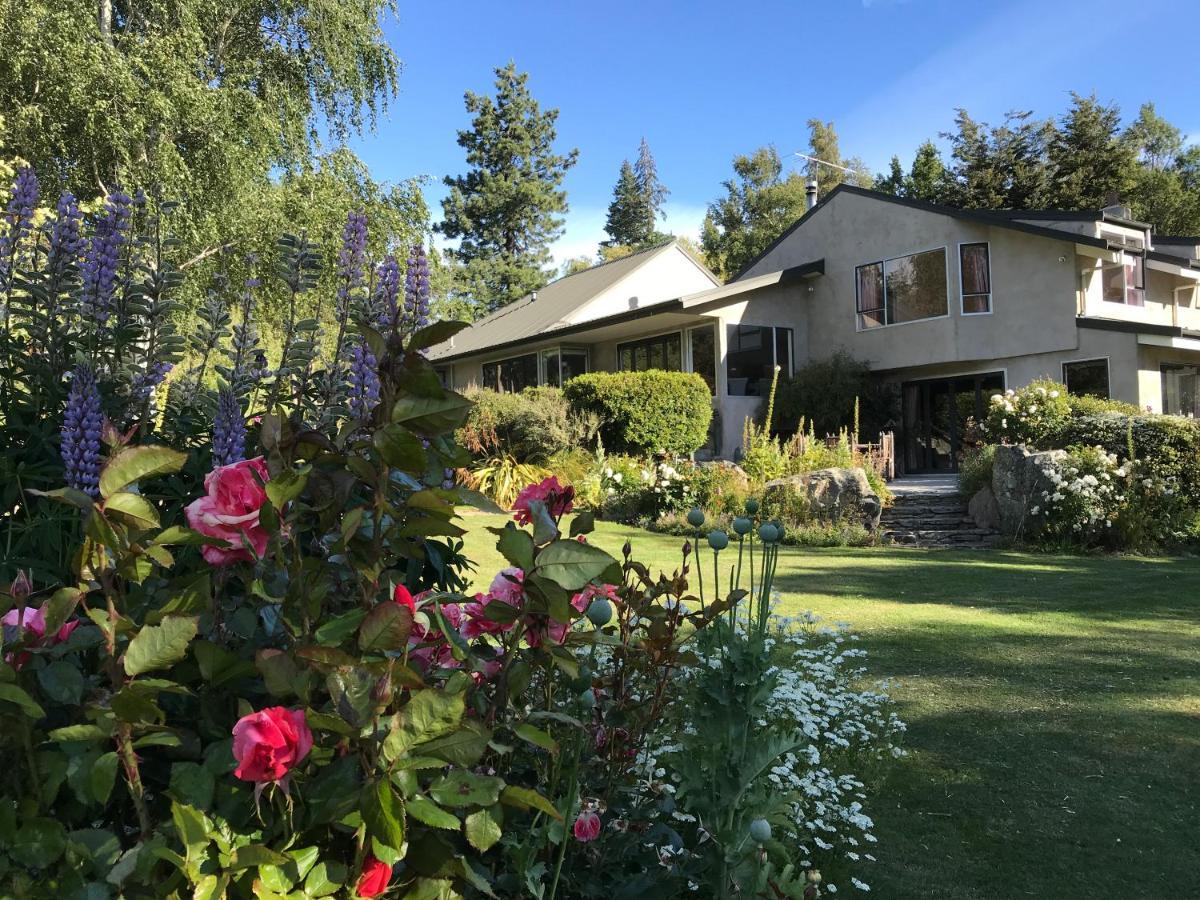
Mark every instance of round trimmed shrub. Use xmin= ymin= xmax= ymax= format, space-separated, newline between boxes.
xmin=564 ymin=370 xmax=713 ymax=456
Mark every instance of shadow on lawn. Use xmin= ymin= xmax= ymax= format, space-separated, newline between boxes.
xmin=771 ymin=546 xmax=1200 ymax=621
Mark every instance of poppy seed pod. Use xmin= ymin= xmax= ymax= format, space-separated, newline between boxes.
xmin=749 ymin=818 xmax=772 ymax=843
xmin=707 ymin=530 xmax=729 ymax=551
xmin=744 ymin=498 xmax=759 ymax=515
xmin=732 ymin=516 xmax=752 ymax=536
xmin=586 ymin=598 xmax=613 ymax=626
xmin=686 ymin=507 xmax=705 ymax=529
xmin=758 ymin=523 xmax=780 ymax=544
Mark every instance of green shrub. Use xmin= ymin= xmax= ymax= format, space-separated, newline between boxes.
xmin=689 ymin=462 xmax=752 ymax=517
xmin=461 ymin=386 xmax=594 ymax=462
xmin=564 ymin=370 xmax=713 ymax=456
xmin=772 ymin=350 xmax=896 ymax=438
xmin=959 ymin=444 xmax=997 ymax=497
xmin=983 ymin=378 xmax=1072 ymax=448
xmin=1067 ymin=393 xmax=1142 ymax=417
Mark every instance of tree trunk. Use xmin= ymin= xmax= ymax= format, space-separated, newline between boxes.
xmin=98 ymin=0 xmax=113 ymax=45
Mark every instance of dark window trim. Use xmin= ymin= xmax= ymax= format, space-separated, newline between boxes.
xmin=616 ymin=330 xmax=684 ymax=373
xmin=1061 ymin=357 xmax=1111 ymax=399
xmin=725 ymin=323 xmax=794 ymax=396
xmin=855 ymin=245 xmax=950 ymax=331
xmin=958 ymin=241 xmax=992 ymax=316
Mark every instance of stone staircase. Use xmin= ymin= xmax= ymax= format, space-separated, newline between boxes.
xmin=880 ymin=475 xmax=1002 ymax=549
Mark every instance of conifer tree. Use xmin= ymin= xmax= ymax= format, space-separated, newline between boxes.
xmin=439 ymin=63 xmax=578 ymax=311
xmin=1045 ymin=93 xmax=1136 ymax=210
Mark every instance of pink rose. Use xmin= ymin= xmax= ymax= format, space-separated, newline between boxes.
xmin=573 ymin=809 xmax=602 ymax=843
xmin=2 ymin=604 xmax=79 ymax=668
xmin=524 ymin=618 xmax=569 ymax=649
xmin=571 ymin=583 xmax=620 ymax=614
xmin=512 ymin=476 xmax=574 ymax=526
xmin=185 ymin=458 xmax=271 ymax=566
xmin=231 ymin=707 xmax=312 ymax=783
xmin=393 ymin=584 xmax=416 ymax=615
xmin=462 ymin=570 xmax=524 ymax=639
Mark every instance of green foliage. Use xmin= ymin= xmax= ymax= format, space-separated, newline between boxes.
xmin=804 ymin=118 xmax=873 ymax=197
xmin=603 ymin=139 xmax=670 ymax=249
xmin=464 ymin=454 xmax=551 ymax=509
xmin=700 ymin=146 xmax=811 ymax=280
xmin=772 ymin=350 xmax=894 ymax=438
xmin=1066 ymin=393 xmax=1143 ymax=417
xmin=563 ymin=370 xmax=713 ymax=456
xmin=1044 ymin=92 xmax=1137 ymax=211
xmin=958 ymin=444 xmax=997 ymax=497
xmin=439 ymin=63 xmax=579 ymax=313
xmin=460 ymin=386 xmax=594 ymax=463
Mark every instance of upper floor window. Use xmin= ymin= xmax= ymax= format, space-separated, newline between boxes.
xmin=856 ymin=247 xmax=948 ymax=329
xmin=617 ymin=332 xmax=682 ymax=373
xmin=1101 ymin=250 xmax=1145 ymax=306
xmin=726 ymin=324 xmax=792 ymax=396
xmin=960 ymin=243 xmax=991 ymax=314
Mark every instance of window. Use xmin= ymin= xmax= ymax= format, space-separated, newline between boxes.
xmin=617 ymin=333 xmax=682 ymax=373
xmin=1062 ymin=359 xmax=1109 ymax=399
xmin=1162 ymin=364 xmax=1200 ymax=416
xmin=541 ymin=349 xmax=588 ymax=387
xmin=856 ymin=247 xmax=948 ymax=329
xmin=1101 ymin=251 xmax=1145 ymax=306
xmin=481 ymin=353 xmax=538 ymax=393
xmin=689 ymin=325 xmax=716 ymax=393
xmin=726 ymin=324 xmax=793 ymax=396
xmin=960 ymin=243 xmax=991 ymax=314
xmin=434 ymin=366 xmax=451 ymax=388
xmin=560 ymin=349 xmax=588 ymax=384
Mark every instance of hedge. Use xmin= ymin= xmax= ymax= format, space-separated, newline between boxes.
xmin=460 ymin=387 xmax=578 ymax=461
xmin=563 ymin=370 xmax=713 ymax=456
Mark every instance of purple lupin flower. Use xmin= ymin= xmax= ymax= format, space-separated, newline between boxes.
xmin=336 ymin=211 xmax=369 ymax=316
xmin=61 ymin=364 xmax=103 ymax=497
xmin=373 ymin=254 xmax=401 ymax=330
xmin=47 ymin=192 xmax=85 ymax=279
xmin=79 ymin=189 xmax=132 ymax=325
xmin=403 ymin=244 xmax=431 ymax=333
xmin=0 ymin=167 xmax=40 ymax=290
xmin=212 ymin=388 xmax=246 ymax=467
xmin=347 ymin=336 xmax=380 ymax=420
xmin=130 ymin=361 xmax=173 ymax=404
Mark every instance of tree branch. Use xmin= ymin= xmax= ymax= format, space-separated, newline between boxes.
xmin=180 ymin=243 xmax=236 ymax=270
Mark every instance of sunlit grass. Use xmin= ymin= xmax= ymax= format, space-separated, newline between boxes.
xmin=457 ymin=510 xmax=1200 ymax=898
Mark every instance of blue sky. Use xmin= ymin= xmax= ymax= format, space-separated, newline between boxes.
xmin=348 ymin=0 xmax=1199 ymax=267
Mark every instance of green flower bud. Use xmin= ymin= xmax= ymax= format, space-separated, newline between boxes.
xmin=749 ymin=818 xmax=772 ymax=843
xmin=586 ymin=598 xmax=613 ymax=626
xmin=580 ymin=688 xmax=596 ymax=709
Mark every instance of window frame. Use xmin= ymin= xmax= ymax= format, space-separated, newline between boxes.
xmin=686 ymin=323 xmax=718 ymax=396
xmin=1100 ymin=250 xmax=1146 ymax=307
xmin=725 ymin=323 xmax=794 ymax=397
xmin=1061 ymin=357 xmax=1111 ymax=400
xmin=854 ymin=245 xmax=951 ymax=331
xmin=958 ymin=241 xmax=992 ymax=316
xmin=480 ymin=352 xmax=540 ymax=393
xmin=1161 ymin=363 xmax=1200 ymax=416
xmin=616 ymin=329 xmax=684 ymax=374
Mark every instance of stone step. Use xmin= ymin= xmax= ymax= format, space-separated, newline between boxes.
xmin=880 ymin=488 xmax=1001 ymax=548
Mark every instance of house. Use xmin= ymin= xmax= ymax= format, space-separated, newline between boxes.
xmin=429 ymin=184 xmax=1200 ymax=473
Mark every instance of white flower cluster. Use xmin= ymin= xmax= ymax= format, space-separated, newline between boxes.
xmin=985 ymin=381 xmax=1067 ymax=445
xmin=1031 ymin=446 xmax=1124 ymax=534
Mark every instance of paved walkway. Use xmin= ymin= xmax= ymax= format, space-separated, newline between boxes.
xmin=887 ymin=473 xmax=960 ymax=497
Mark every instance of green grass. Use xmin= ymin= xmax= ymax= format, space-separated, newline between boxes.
xmin=458 ymin=511 xmax=1200 ymax=899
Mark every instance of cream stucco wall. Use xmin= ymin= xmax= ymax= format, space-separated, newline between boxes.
xmin=567 ymin=245 xmax=717 ymax=325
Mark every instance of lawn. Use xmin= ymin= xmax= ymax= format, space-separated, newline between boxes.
xmin=457 ymin=511 xmax=1200 ymax=899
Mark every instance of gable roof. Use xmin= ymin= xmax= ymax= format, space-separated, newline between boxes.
xmin=427 ymin=241 xmax=713 ymax=361
xmin=732 ymin=184 xmax=1120 ymax=282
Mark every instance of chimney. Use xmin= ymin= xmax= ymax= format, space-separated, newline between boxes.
xmin=531 ymin=290 xmax=538 ymax=302
xmin=805 ymin=179 xmax=818 ymax=211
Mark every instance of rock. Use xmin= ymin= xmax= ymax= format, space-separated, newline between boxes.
xmin=968 ymin=486 xmax=1001 ymax=531
xmin=991 ymin=445 xmax=1067 ymax=536
xmin=764 ymin=467 xmax=882 ymax=531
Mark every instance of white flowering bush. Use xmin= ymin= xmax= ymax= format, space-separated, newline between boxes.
xmin=1029 ymin=444 xmax=1191 ymax=549
xmin=984 ymin=378 xmax=1071 ymax=448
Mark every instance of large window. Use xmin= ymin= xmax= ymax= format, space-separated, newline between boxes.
xmin=689 ymin=325 xmax=716 ymax=393
xmin=1162 ymin=364 xmax=1200 ymax=416
xmin=617 ymin=332 xmax=682 ymax=373
xmin=856 ymin=247 xmax=948 ymax=329
xmin=541 ymin=348 xmax=588 ymax=387
xmin=1101 ymin=251 xmax=1145 ymax=306
xmin=481 ymin=353 xmax=539 ymax=393
xmin=726 ymin=324 xmax=792 ymax=396
xmin=960 ymin=242 xmax=991 ymax=314
xmin=1062 ymin=359 xmax=1109 ymax=399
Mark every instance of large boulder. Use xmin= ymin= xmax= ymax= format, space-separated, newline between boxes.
xmin=991 ymin=445 xmax=1067 ymax=536
xmin=764 ymin=467 xmax=882 ymax=531
xmin=968 ymin=485 xmax=1001 ymax=531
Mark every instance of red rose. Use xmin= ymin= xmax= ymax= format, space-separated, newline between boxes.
xmin=231 ymin=707 xmax=312 ymax=783
xmin=185 ymin=458 xmax=271 ymax=566
xmin=392 ymin=584 xmax=416 ymax=614
xmin=356 ymin=854 xmax=392 ymax=898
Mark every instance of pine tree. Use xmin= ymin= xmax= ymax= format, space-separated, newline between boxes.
xmin=438 ymin=63 xmax=579 ymax=311
xmin=603 ymin=160 xmax=648 ymax=247
xmin=906 ymin=140 xmax=951 ymax=202
xmin=634 ymin=138 xmax=669 ymax=227
xmin=873 ymin=156 xmax=904 ymax=195
xmin=701 ymin=146 xmax=809 ymax=279
xmin=1044 ymin=93 xmax=1136 ymax=210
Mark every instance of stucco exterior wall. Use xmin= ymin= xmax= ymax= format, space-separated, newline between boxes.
xmin=567 ymin=245 xmax=717 ymax=325
xmin=740 ymin=190 xmax=1083 ymax=370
